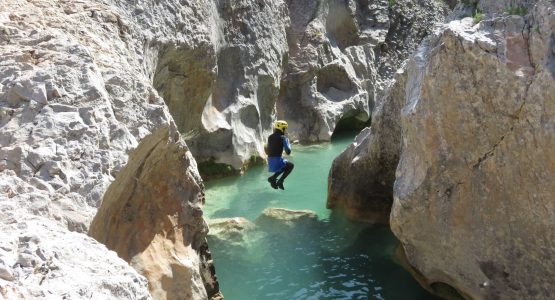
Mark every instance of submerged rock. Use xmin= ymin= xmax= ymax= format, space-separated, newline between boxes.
xmin=207 ymin=217 xmax=268 ymax=262
xmin=391 ymin=2 xmax=555 ymax=299
xmin=255 ymin=208 xmax=319 ymax=234
xmin=90 ymin=126 xmax=220 ymax=300
xmin=208 ymin=217 xmax=257 ymax=251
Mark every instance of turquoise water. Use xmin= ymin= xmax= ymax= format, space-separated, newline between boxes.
xmin=204 ymin=133 xmax=436 ymax=300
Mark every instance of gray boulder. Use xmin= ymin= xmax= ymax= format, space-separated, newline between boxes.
xmin=255 ymin=207 xmax=319 ymax=234
xmin=392 ymin=2 xmax=555 ymax=299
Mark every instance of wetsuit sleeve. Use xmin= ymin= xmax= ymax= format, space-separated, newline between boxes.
xmin=282 ymin=136 xmax=291 ymax=155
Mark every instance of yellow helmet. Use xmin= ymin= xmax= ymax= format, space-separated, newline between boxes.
xmin=274 ymin=120 xmax=288 ymax=133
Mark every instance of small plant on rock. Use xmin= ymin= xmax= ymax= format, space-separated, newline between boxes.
xmin=473 ymin=8 xmax=484 ymax=24
xmin=388 ymin=0 xmax=396 ymax=7
xmin=506 ymin=6 xmax=528 ymax=16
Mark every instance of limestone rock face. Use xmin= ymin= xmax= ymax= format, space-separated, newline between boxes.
xmin=477 ymin=0 xmax=537 ymax=14
xmin=151 ymin=0 xmax=290 ymax=171
xmin=326 ymin=0 xmax=452 ymax=222
xmin=327 ymin=68 xmax=407 ymax=223
xmin=279 ymin=0 xmax=450 ymax=142
xmin=152 ymin=0 xmax=450 ymax=170
xmin=0 ymin=178 xmax=151 ymax=299
xmin=327 ymin=0 xmax=550 ymax=224
xmin=391 ymin=2 xmax=555 ymax=299
xmin=90 ymin=126 xmax=220 ymax=300
xmin=1 ymin=0 xmax=219 ymax=298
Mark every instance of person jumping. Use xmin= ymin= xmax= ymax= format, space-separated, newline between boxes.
xmin=266 ymin=120 xmax=294 ymax=190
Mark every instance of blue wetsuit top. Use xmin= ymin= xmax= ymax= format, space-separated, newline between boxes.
xmin=267 ymin=132 xmax=291 ymax=173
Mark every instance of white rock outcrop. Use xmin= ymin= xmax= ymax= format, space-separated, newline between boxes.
xmin=1 ymin=0 xmax=219 ymax=298
xmin=0 ymin=205 xmax=151 ymax=299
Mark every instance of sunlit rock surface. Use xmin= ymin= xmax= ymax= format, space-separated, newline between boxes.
xmin=255 ymin=207 xmax=319 ymax=234
xmin=0 ymin=192 xmax=151 ymax=299
xmin=151 ymin=0 xmax=450 ymax=170
xmin=0 ymin=0 xmax=219 ymax=298
xmin=90 ymin=126 xmax=220 ymax=300
xmin=151 ymin=0 xmax=290 ymax=171
xmin=328 ymin=0 xmax=555 ymax=298
xmin=278 ymin=0 xmax=450 ymax=142
xmin=391 ymin=2 xmax=555 ymax=299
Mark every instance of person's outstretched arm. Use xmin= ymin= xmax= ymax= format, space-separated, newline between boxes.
xmin=282 ymin=136 xmax=291 ymax=155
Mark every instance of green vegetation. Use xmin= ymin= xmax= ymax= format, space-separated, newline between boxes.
xmin=198 ymin=158 xmax=237 ymax=181
xmin=388 ymin=0 xmax=396 ymax=7
xmin=534 ymin=26 xmax=540 ymax=33
xmin=473 ymin=8 xmax=484 ymax=23
xmin=506 ymin=6 xmax=528 ymax=16
xmin=245 ymin=155 xmax=264 ymax=169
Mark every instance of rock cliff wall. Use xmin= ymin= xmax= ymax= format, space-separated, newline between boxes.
xmin=329 ymin=0 xmax=555 ymax=298
xmin=279 ymin=0 xmax=450 ymax=142
xmin=147 ymin=0 xmax=450 ymax=173
xmin=327 ymin=0 xmax=452 ymax=222
xmin=392 ymin=2 xmax=555 ymax=298
xmin=150 ymin=0 xmax=290 ymax=172
xmin=1 ymin=0 xmax=219 ymax=298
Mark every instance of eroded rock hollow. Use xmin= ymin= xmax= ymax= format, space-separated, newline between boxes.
xmin=326 ymin=0 xmax=452 ymax=222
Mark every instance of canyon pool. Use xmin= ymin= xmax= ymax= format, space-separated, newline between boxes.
xmin=204 ymin=132 xmax=436 ymax=300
